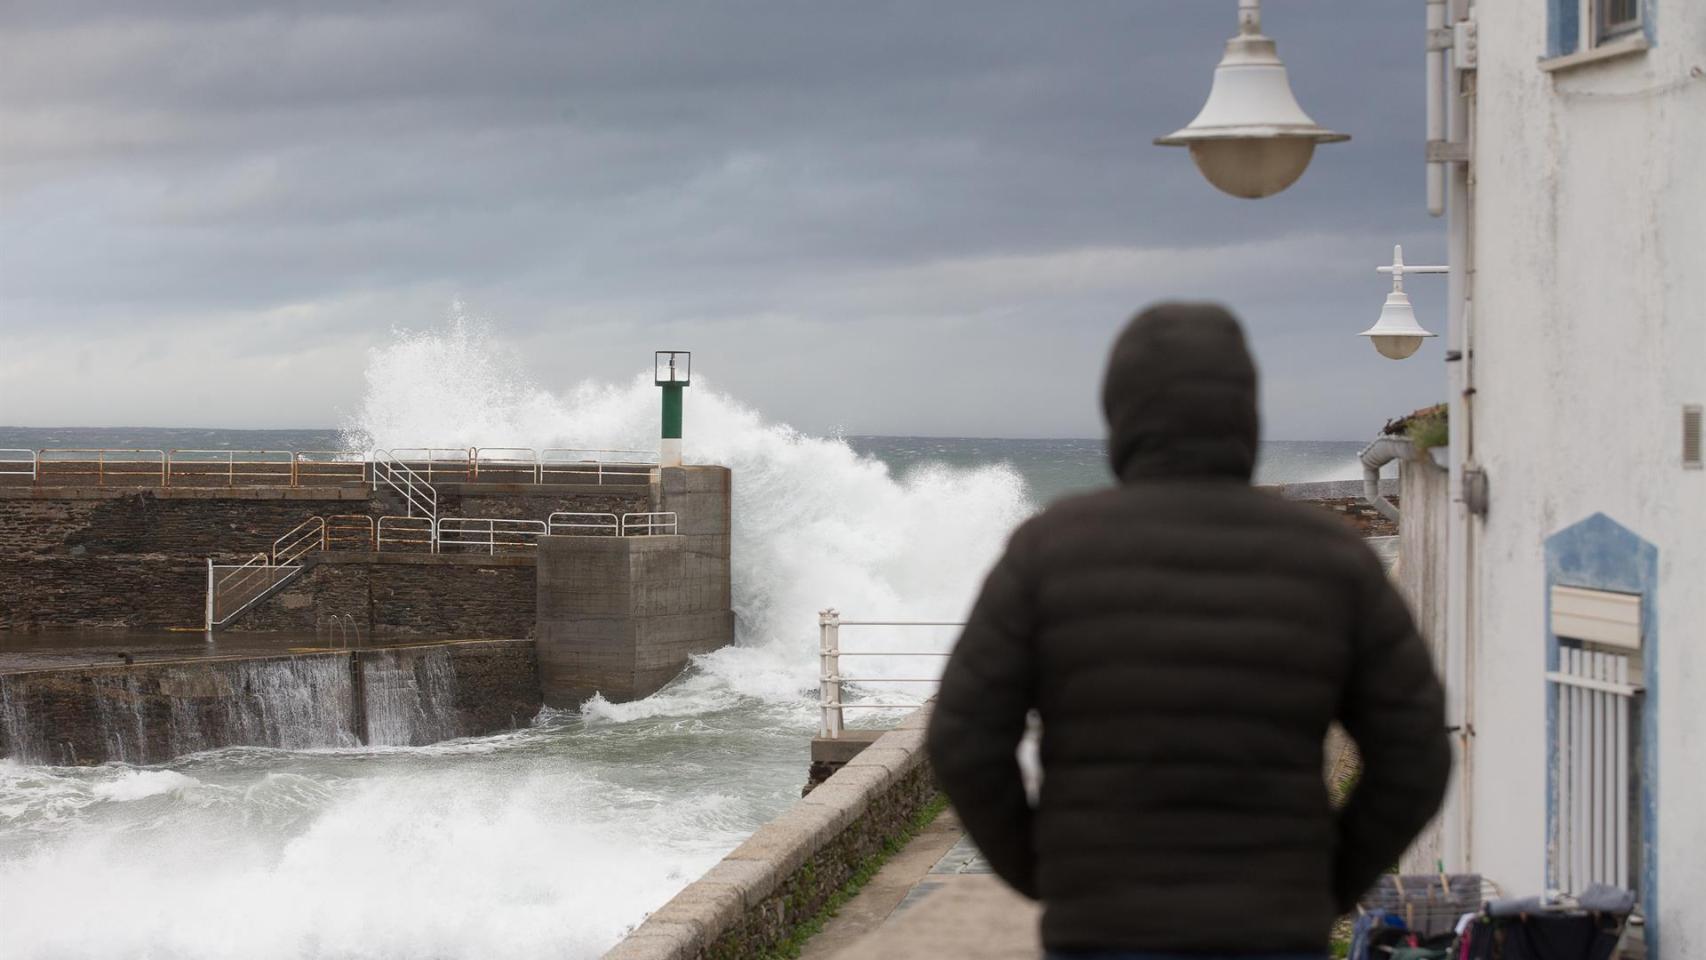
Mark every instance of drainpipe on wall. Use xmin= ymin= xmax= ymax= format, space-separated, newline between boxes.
xmin=1359 ymin=436 xmax=1413 ymax=523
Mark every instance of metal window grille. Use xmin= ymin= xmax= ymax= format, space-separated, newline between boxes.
xmin=1547 ymin=640 xmax=1643 ymax=894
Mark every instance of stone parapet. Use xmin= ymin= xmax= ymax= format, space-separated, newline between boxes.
xmin=603 ymin=706 xmax=938 ymax=960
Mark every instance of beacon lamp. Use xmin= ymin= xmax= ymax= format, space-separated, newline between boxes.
xmin=1361 ymin=245 xmax=1446 ymax=360
xmin=655 ymin=351 xmax=690 ymax=468
xmin=1155 ymin=0 xmax=1349 ymax=199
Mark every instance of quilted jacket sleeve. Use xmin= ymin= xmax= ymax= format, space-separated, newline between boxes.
xmin=926 ymin=522 xmax=1040 ymax=899
xmin=1332 ymin=553 xmax=1453 ymax=913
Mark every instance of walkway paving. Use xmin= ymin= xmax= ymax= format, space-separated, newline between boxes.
xmin=800 ymin=807 xmax=1042 ymax=960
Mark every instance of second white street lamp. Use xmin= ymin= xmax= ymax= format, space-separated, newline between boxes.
xmin=1156 ymin=0 xmax=1349 ymax=199
xmin=1361 ymin=245 xmax=1446 ymax=360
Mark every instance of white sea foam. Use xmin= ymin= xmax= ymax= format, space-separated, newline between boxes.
xmin=0 ymin=316 xmax=1033 ymax=960
xmin=344 ymin=315 xmax=1032 ymax=701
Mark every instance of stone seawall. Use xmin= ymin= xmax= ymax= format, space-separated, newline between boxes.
xmin=232 ymin=554 xmax=537 ymax=638
xmin=604 ymin=706 xmax=938 ymax=960
xmin=0 ymin=487 xmax=370 ymax=628
xmin=0 ymin=638 xmax=540 ymax=765
xmin=0 ymin=483 xmax=656 ymax=630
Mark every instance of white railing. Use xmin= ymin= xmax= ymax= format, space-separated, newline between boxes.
xmin=384 ymin=448 xmax=474 ymax=483
xmin=272 ymin=517 xmax=326 ymax=566
xmin=377 ymin=515 xmax=436 ymax=552
xmin=371 ymin=450 xmax=438 ymax=523
xmin=1548 ymin=645 xmax=1643 ymax=894
xmin=206 ymin=554 xmax=302 ymax=629
xmin=166 ymin=449 xmax=294 ymax=486
xmin=34 ymin=449 xmax=166 ymax=486
xmin=817 ymin=609 xmax=963 ymax=738
xmin=621 ymin=512 xmax=678 ymax=537
xmin=540 ymin=448 xmax=656 ymax=485
xmin=436 ymin=517 xmax=548 ymax=555
xmin=0 ymin=449 xmax=36 ymax=483
xmin=548 ymin=512 xmax=620 ymax=536
xmin=471 ymin=447 xmax=542 ymax=482
xmin=14 ymin=446 xmax=661 ymax=488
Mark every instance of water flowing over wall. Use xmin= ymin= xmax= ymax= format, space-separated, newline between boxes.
xmin=0 ymin=640 xmax=538 ymax=764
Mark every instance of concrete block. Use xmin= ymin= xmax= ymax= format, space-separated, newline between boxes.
xmin=725 ymin=803 xmax=840 ymax=878
xmin=697 ymin=857 xmax=783 ymax=907
xmin=798 ymin=779 xmax=876 ymax=829
xmin=875 ymin=727 xmax=927 ymax=755
xmin=810 ymin=730 xmax=884 ymax=765
xmin=647 ymin=880 xmax=745 ymax=943
xmin=844 ymin=746 xmax=919 ymax=781
xmin=895 ymin=703 xmax=935 ymax=730
xmin=599 ymin=924 xmax=698 ymax=960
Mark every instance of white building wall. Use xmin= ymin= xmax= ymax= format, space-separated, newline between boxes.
xmin=1468 ymin=1 xmax=1706 ymax=954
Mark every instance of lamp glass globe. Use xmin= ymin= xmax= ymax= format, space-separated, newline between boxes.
xmin=1187 ymin=138 xmax=1316 ymax=199
xmin=1370 ymin=334 xmax=1425 ymax=360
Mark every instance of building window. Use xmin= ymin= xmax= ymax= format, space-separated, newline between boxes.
xmin=1548 ymin=0 xmax=1648 ymax=60
xmin=1599 ymin=0 xmax=1642 ymax=41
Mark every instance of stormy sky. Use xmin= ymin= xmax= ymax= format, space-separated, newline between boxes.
xmin=1 ymin=2 xmax=1450 ymax=439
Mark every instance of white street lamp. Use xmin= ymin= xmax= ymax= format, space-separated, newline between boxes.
xmin=1156 ymin=0 xmax=1349 ymax=199
xmin=1361 ymin=245 xmax=1447 ymax=360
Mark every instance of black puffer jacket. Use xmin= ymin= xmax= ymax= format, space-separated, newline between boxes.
xmin=927 ymin=303 xmax=1450 ymax=954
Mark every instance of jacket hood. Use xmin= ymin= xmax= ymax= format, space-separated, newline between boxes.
xmin=1101 ymin=302 xmax=1259 ymax=483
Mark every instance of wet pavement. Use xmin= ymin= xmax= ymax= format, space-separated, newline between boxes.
xmin=800 ymin=808 xmax=1041 ymax=960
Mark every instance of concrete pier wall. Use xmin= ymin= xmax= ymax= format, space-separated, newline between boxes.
xmin=232 ymin=553 xmax=538 ymax=638
xmin=0 ymin=639 xmax=540 ymax=765
xmin=536 ymin=466 xmax=733 ymax=707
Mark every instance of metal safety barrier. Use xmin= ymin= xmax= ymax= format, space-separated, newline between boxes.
xmin=621 ymin=512 xmax=678 ymax=537
xmin=540 ymin=448 xmax=656 ymax=486
xmin=294 ymin=451 xmax=367 ymax=485
xmin=324 ymin=514 xmax=376 ymax=551
xmin=817 ymin=610 xmax=963 ymax=738
xmin=166 ymin=449 xmax=294 ymax=487
xmin=272 ymin=517 xmax=326 ymax=566
xmin=436 ymin=517 xmax=548 ymax=555
xmin=548 ymin=512 xmax=620 ymax=536
xmin=34 ymin=449 xmax=166 ymax=486
xmin=206 ymin=554 xmax=302 ymax=629
xmin=471 ymin=447 xmax=541 ymax=483
xmin=384 ymin=448 xmax=474 ymax=484
xmin=372 ymin=450 xmax=438 ymax=522
xmin=0 ymin=449 xmax=36 ymax=485
xmin=377 ymin=515 xmax=436 ymax=553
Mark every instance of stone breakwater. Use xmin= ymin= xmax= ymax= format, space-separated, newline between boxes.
xmin=0 ymin=639 xmax=540 ymax=765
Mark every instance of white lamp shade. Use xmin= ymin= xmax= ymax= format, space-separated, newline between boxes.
xmin=1156 ymin=19 xmax=1347 ymax=199
xmin=1360 ymin=290 xmax=1437 ymax=360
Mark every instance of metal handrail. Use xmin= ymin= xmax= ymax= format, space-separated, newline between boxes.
xmin=0 ymin=449 xmax=35 ymax=482
xmin=540 ymin=448 xmax=657 ymax=485
xmin=817 ymin=609 xmax=964 ymax=738
xmin=166 ymin=449 xmax=294 ymax=486
xmin=621 ymin=512 xmax=678 ymax=537
xmin=384 ymin=448 xmax=473 ymax=483
xmin=272 ymin=517 xmax=326 ymax=566
xmin=377 ymin=515 xmax=435 ymax=552
xmin=206 ymin=553 xmax=299 ymax=629
xmin=324 ymin=514 xmax=376 ymax=551
xmin=293 ymin=450 xmax=367 ymax=485
xmin=547 ymin=512 xmax=620 ymax=536
xmin=472 ymin=447 xmax=542 ymax=482
xmin=35 ymin=449 xmax=166 ymax=486
xmin=436 ymin=517 xmax=548 ymax=555
xmin=372 ymin=450 xmax=438 ymax=523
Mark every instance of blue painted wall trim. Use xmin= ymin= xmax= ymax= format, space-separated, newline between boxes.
xmin=1543 ymin=513 xmax=1658 ymax=953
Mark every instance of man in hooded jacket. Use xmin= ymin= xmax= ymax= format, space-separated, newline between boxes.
xmin=926 ymin=303 xmax=1451 ymax=959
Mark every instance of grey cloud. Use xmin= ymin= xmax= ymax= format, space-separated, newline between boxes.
xmin=1 ymin=1 xmax=1449 ymax=438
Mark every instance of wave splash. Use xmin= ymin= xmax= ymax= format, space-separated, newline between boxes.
xmin=344 ymin=316 xmax=1034 ymax=705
